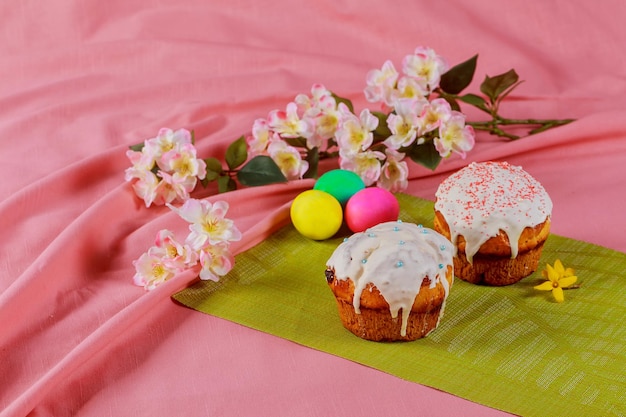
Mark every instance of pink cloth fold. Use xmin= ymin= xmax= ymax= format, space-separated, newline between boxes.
xmin=2 ymin=1 xmax=626 ymax=416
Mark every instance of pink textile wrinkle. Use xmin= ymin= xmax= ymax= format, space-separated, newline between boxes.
xmin=2 ymin=1 xmax=626 ymax=416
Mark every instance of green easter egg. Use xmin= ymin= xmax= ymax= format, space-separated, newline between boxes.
xmin=314 ymin=169 xmax=365 ymax=205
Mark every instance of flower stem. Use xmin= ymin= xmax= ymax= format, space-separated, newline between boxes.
xmin=467 ymin=118 xmax=575 ymax=140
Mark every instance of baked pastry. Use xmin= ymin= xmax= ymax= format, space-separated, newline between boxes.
xmin=434 ymin=161 xmax=552 ymax=286
xmin=325 ymin=221 xmax=454 ymax=342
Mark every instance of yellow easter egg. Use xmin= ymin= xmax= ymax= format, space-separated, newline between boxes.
xmin=290 ymin=190 xmax=343 ymax=240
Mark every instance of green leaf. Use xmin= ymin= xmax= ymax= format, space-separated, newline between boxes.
xmin=303 ymin=147 xmax=319 ymax=179
xmin=480 ymin=69 xmax=519 ymax=103
xmin=190 ymin=130 xmax=196 ymax=145
xmin=497 ymin=80 xmax=524 ymax=103
xmin=331 ymin=92 xmax=354 ymax=113
xmin=459 ymin=93 xmax=489 ymax=113
xmin=203 ymin=157 xmax=223 ymax=181
xmin=225 ymin=135 xmax=248 ymax=170
xmin=372 ymin=111 xmax=392 ymax=139
xmin=236 ymin=155 xmax=287 ymax=187
xmin=128 ymin=142 xmax=145 ymax=152
xmin=405 ymin=141 xmax=442 ymax=171
xmin=442 ymin=96 xmax=460 ymax=112
xmin=439 ymin=54 xmax=478 ymax=94
xmin=283 ymin=137 xmax=308 ymax=148
xmin=459 ymin=93 xmax=487 ymax=107
xmin=217 ymin=175 xmax=237 ymax=193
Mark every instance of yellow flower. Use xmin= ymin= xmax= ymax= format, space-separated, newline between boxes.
xmin=534 ymin=259 xmax=578 ymax=303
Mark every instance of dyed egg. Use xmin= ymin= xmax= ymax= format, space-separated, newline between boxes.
xmin=345 ymin=187 xmax=400 ymax=232
xmin=290 ymin=190 xmax=343 ymax=240
xmin=313 ymin=169 xmax=365 ymax=206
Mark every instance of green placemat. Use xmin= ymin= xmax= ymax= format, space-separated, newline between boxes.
xmin=173 ymin=194 xmax=626 ymax=417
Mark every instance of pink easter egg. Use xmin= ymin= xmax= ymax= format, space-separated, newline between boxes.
xmin=345 ymin=187 xmax=400 ymax=232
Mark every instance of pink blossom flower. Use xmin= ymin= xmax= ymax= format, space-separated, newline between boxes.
xmin=153 ymin=171 xmax=196 ymax=205
xmin=149 ymin=229 xmax=198 ymax=270
xmin=402 ymin=47 xmax=448 ymax=93
xmin=125 ymin=149 xmax=156 ymax=176
xmin=124 ymin=147 xmax=159 ymax=202
xmin=267 ymin=102 xmax=311 ymax=139
xmin=168 ymin=199 xmax=242 ymax=251
xmin=295 ymin=84 xmax=334 ymax=115
xmin=247 ymin=118 xmax=274 ymax=156
xmin=267 ymin=139 xmax=309 ymax=180
xmin=303 ymin=92 xmax=342 ymax=148
xmin=132 ymin=251 xmax=178 ymax=290
xmin=340 ymin=150 xmax=385 ymax=186
xmin=393 ymin=76 xmax=428 ymax=102
xmin=129 ymin=169 xmax=160 ymax=207
xmin=335 ymin=104 xmax=378 ymax=157
xmin=435 ymin=112 xmax=476 ymax=158
xmin=384 ymin=98 xmax=422 ymax=150
xmin=417 ymin=98 xmax=452 ymax=135
xmin=377 ymin=148 xmax=409 ymax=192
xmin=144 ymin=127 xmax=193 ymax=158
xmin=364 ymin=60 xmax=399 ymax=106
xmin=126 ymin=128 xmax=208 ymax=207
xmin=157 ymin=143 xmax=207 ymax=180
xmin=307 ymin=106 xmax=340 ymax=148
xmin=198 ymin=242 xmax=235 ymax=282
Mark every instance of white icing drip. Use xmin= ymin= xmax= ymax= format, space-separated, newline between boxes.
xmin=434 ymin=161 xmax=552 ymax=264
xmin=326 ymin=221 xmax=454 ymax=337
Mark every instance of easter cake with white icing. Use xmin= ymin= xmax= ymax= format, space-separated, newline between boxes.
xmin=434 ymin=161 xmax=552 ymax=286
xmin=325 ymin=221 xmax=454 ymax=342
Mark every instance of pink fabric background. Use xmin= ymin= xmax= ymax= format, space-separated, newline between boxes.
xmin=1 ymin=1 xmax=625 ymax=416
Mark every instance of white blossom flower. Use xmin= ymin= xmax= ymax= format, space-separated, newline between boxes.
xmin=154 ymin=171 xmax=197 ymax=205
xmin=364 ymin=60 xmax=399 ymax=106
xmin=144 ymin=127 xmax=193 ymax=158
xmin=384 ymin=98 xmax=423 ymax=150
xmin=335 ymin=104 xmax=378 ymax=157
xmin=168 ymin=199 xmax=242 ymax=251
xmin=393 ymin=76 xmax=428 ymax=102
xmin=247 ymin=118 xmax=274 ymax=156
xmin=267 ymin=139 xmax=309 ymax=180
xmin=129 ymin=169 xmax=160 ymax=207
xmin=402 ymin=46 xmax=448 ymax=93
xmin=198 ymin=242 xmax=235 ymax=282
xmin=267 ymin=102 xmax=311 ymax=138
xmin=295 ymin=84 xmax=341 ymax=148
xmin=377 ymin=148 xmax=409 ymax=192
xmin=125 ymin=148 xmax=156 ymax=177
xmin=158 ymin=143 xmax=207 ymax=181
xmin=417 ymin=98 xmax=452 ymax=135
xmin=435 ymin=112 xmax=475 ymax=158
xmin=295 ymin=83 xmax=334 ymax=115
xmin=132 ymin=251 xmax=178 ymax=291
xmin=149 ymin=229 xmax=198 ymax=270
xmin=340 ymin=149 xmax=385 ymax=186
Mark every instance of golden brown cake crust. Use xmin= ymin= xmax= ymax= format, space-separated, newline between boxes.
xmin=452 ymin=242 xmax=544 ymax=286
xmin=333 ymin=299 xmax=444 ymax=341
xmin=326 ymin=266 xmax=453 ymax=341
xmin=433 ymin=210 xmax=550 ymax=285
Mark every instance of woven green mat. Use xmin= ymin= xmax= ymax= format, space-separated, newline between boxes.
xmin=173 ymin=194 xmax=626 ymax=417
